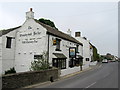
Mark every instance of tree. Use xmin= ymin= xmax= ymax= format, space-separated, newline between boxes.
xmin=92 ymin=46 xmax=100 ymax=62
xmin=30 ymin=52 xmax=50 ymax=71
xmin=38 ymin=18 xmax=58 ymax=30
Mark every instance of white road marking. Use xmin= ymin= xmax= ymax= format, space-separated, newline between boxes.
xmin=99 ymin=64 xmax=102 ymax=68
xmin=85 ymin=82 xmax=96 ymax=88
xmin=103 ymin=73 xmax=110 ymax=78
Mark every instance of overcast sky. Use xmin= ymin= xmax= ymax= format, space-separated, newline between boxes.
xmin=0 ymin=1 xmax=118 ymax=56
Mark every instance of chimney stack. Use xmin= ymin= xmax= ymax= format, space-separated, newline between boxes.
xmin=26 ymin=8 xmax=34 ymax=20
xmin=67 ymin=29 xmax=71 ymax=36
xmin=75 ymin=32 xmax=81 ymax=37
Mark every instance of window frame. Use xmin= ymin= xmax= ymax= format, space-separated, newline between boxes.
xmin=76 ymin=45 xmax=79 ymax=53
xmin=52 ymin=58 xmax=66 ymax=69
xmin=34 ymin=55 xmax=43 ymax=60
xmin=55 ymin=38 xmax=61 ymax=51
xmin=6 ymin=37 xmax=12 ymax=48
xmin=86 ymin=58 xmax=90 ymax=61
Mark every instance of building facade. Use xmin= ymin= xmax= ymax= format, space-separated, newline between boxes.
xmin=1 ymin=8 xmax=86 ymax=75
xmin=75 ymin=32 xmax=93 ymax=69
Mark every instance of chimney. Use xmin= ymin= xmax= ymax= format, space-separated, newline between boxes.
xmin=75 ymin=32 xmax=81 ymax=37
xmin=26 ymin=8 xmax=34 ymax=20
xmin=67 ymin=29 xmax=71 ymax=36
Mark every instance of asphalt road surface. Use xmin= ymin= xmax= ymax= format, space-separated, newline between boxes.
xmin=34 ymin=62 xmax=118 ymax=88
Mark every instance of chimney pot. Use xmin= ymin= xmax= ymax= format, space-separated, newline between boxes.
xmin=30 ymin=8 xmax=32 ymax=11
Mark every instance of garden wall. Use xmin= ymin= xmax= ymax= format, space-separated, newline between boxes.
xmin=2 ymin=68 xmax=60 ymax=89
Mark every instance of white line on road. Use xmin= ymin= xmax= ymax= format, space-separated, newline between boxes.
xmin=99 ymin=64 xmax=102 ymax=68
xmin=85 ymin=82 xmax=96 ymax=88
xmin=103 ymin=73 xmax=110 ymax=78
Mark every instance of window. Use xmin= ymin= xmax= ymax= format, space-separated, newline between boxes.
xmin=6 ymin=37 xmax=12 ymax=48
xmin=56 ymin=38 xmax=61 ymax=51
xmin=28 ymin=26 xmax=32 ymax=29
xmin=86 ymin=58 xmax=89 ymax=61
xmin=34 ymin=55 xmax=42 ymax=59
xmin=52 ymin=58 xmax=66 ymax=69
xmin=76 ymin=45 xmax=79 ymax=53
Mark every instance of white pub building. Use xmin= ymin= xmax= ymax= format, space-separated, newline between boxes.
xmin=0 ymin=8 xmax=93 ymax=76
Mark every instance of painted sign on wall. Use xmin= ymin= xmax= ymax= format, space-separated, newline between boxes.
xmin=19 ymin=31 xmax=42 ymax=44
xmin=20 ymin=31 xmax=41 ymax=37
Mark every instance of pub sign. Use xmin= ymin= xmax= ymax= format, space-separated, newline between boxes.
xmin=69 ymin=47 xmax=76 ymax=58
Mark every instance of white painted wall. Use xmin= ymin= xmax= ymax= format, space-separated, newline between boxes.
xmin=48 ymin=35 xmax=83 ymax=69
xmin=15 ymin=19 xmax=48 ymax=72
xmin=1 ymin=20 xmax=83 ymax=74
xmin=1 ymin=29 xmax=18 ymax=74
xmin=89 ymin=61 xmax=97 ymax=66
xmin=75 ymin=37 xmax=91 ymax=69
xmin=1 ymin=9 xmax=85 ymax=75
xmin=90 ymin=47 xmax=93 ymax=61
xmin=60 ymin=66 xmax=80 ymax=76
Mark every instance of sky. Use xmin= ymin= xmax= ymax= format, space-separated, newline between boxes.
xmin=0 ymin=1 xmax=118 ymax=56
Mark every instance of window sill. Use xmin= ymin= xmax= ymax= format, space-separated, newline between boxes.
xmin=6 ymin=47 xmax=11 ymax=49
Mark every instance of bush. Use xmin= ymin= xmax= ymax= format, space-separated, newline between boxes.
xmin=5 ymin=67 xmax=16 ymax=75
xmin=30 ymin=52 xmax=50 ymax=71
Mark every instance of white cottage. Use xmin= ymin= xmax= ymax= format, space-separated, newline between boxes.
xmin=75 ymin=32 xmax=93 ymax=69
xmin=1 ymin=8 xmax=84 ymax=75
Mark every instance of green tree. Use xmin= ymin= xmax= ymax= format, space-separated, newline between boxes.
xmin=30 ymin=52 xmax=50 ymax=71
xmin=92 ymin=46 xmax=100 ymax=62
xmin=38 ymin=18 xmax=58 ymax=30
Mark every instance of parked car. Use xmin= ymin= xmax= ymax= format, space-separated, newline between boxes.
xmin=102 ymin=59 xmax=108 ymax=63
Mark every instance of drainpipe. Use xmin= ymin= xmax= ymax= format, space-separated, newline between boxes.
xmin=47 ymin=34 xmax=50 ymax=68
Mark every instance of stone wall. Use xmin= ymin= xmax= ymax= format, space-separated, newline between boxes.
xmin=2 ymin=69 xmax=59 ymax=89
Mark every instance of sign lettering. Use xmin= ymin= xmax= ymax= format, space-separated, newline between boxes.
xmin=20 ymin=31 xmax=41 ymax=37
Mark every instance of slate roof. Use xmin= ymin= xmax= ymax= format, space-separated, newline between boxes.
xmin=0 ymin=26 xmax=21 ymax=37
xmin=53 ymin=53 xmax=67 ymax=58
xmin=34 ymin=19 xmax=83 ymax=46
xmin=0 ymin=20 xmax=83 ymax=46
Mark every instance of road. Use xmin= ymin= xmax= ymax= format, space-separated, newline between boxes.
xmin=33 ymin=62 xmax=118 ymax=88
